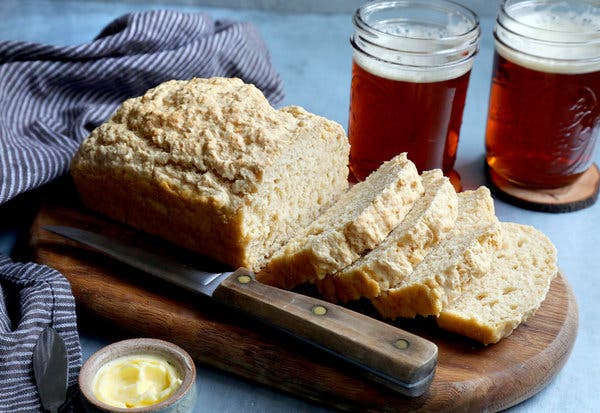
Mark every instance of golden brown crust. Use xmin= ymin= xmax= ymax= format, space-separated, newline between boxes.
xmin=371 ymin=224 xmax=501 ymax=318
xmin=71 ymin=77 xmax=350 ymax=270
xmin=370 ymin=188 xmax=500 ymax=319
xmin=318 ymin=170 xmax=458 ymax=303
xmin=256 ymin=154 xmax=423 ymax=289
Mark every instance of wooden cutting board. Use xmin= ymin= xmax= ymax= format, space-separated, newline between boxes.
xmin=29 ymin=184 xmax=578 ymax=412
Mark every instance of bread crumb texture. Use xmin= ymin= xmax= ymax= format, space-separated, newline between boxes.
xmin=317 ymin=169 xmax=458 ymax=302
xmin=371 ymin=187 xmax=501 ymax=319
xmin=256 ymin=153 xmax=424 ymax=289
xmin=437 ymin=222 xmax=558 ymax=344
xmin=70 ymin=77 xmax=350 ymax=271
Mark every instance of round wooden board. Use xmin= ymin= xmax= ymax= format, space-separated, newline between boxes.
xmin=29 ymin=186 xmax=578 ymax=412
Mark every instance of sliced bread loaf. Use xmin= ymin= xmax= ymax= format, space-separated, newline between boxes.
xmin=70 ymin=78 xmax=350 ymax=272
xmin=437 ymin=222 xmax=558 ymax=344
xmin=371 ymin=187 xmax=500 ymax=319
xmin=317 ymin=169 xmax=458 ymax=302
xmin=256 ymin=153 xmax=424 ymax=289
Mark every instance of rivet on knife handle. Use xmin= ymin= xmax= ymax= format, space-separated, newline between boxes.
xmin=213 ymin=268 xmax=438 ymax=397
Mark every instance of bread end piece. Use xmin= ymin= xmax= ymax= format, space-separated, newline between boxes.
xmin=437 ymin=222 xmax=558 ymax=344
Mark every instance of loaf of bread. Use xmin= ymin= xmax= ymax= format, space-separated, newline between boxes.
xmin=256 ymin=153 xmax=424 ymax=289
xmin=437 ymin=222 xmax=558 ymax=344
xmin=371 ymin=187 xmax=501 ymax=319
xmin=317 ymin=169 xmax=458 ymax=302
xmin=70 ymin=77 xmax=350 ymax=271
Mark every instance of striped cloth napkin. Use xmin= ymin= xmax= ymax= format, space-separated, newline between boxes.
xmin=0 ymin=9 xmax=283 ymax=412
xmin=0 ymin=9 xmax=284 ymax=205
xmin=0 ymin=256 xmax=81 ymax=412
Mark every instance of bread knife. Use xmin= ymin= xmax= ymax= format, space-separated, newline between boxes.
xmin=44 ymin=225 xmax=437 ymax=397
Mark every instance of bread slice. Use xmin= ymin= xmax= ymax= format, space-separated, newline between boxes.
xmin=256 ymin=153 xmax=424 ymax=289
xmin=371 ymin=187 xmax=500 ymax=319
xmin=317 ymin=169 xmax=458 ymax=302
xmin=70 ymin=78 xmax=350 ymax=272
xmin=437 ymin=222 xmax=558 ymax=344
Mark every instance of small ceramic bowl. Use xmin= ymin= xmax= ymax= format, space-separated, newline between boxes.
xmin=79 ymin=338 xmax=196 ymax=413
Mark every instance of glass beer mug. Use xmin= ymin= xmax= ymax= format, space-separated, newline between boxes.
xmin=348 ymin=0 xmax=481 ymax=187
xmin=485 ymin=0 xmax=600 ymax=189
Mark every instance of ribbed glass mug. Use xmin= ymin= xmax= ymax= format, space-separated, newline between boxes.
xmin=485 ymin=0 xmax=600 ymax=189
xmin=348 ymin=0 xmax=480 ymax=187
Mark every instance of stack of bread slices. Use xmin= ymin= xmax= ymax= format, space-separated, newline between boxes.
xmin=71 ymin=77 xmax=558 ymax=346
xmin=257 ymin=154 xmax=558 ymax=345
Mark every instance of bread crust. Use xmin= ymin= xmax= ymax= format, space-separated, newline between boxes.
xmin=317 ymin=170 xmax=458 ymax=302
xmin=256 ymin=154 xmax=424 ymax=289
xmin=371 ymin=188 xmax=501 ymax=319
xmin=71 ymin=78 xmax=350 ymax=270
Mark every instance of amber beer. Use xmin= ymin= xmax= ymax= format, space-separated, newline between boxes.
xmin=485 ymin=0 xmax=600 ymax=189
xmin=486 ymin=53 xmax=599 ymax=188
xmin=349 ymin=61 xmax=471 ymax=181
xmin=348 ymin=0 xmax=480 ymax=183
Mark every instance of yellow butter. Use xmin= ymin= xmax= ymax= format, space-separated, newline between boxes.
xmin=93 ymin=354 xmax=183 ymax=409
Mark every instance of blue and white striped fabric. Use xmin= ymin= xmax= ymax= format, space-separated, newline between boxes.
xmin=0 ymin=9 xmax=284 ymax=205
xmin=0 ymin=256 xmax=81 ymax=412
xmin=0 ymin=9 xmax=283 ymax=412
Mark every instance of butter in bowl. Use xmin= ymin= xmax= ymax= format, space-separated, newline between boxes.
xmin=79 ymin=338 xmax=196 ymax=412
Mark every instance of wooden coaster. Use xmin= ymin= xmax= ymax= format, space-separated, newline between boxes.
xmin=486 ymin=163 xmax=600 ymax=213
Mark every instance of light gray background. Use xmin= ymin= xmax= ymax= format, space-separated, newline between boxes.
xmin=115 ymin=0 xmax=502 ymax=15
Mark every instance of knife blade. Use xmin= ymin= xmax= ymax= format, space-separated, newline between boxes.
xmin=44 ymin=225 xmax=437 ymax=397
xmin=33 ymin=326 xmax=68 ymax=413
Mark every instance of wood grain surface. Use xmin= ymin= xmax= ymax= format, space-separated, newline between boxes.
xmin=213 ymin=268 xmax=437 ymax=396
xmin=29 ymin=185 xmax=578 ymax=412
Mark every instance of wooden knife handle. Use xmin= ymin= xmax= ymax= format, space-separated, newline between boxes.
xmin=212 ymin=268 xmax=437 ymax=396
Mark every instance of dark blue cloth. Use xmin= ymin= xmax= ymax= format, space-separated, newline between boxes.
xmin=0 ymin=256 xmax=80 ymax=412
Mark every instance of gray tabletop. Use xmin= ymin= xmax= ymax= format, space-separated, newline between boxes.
xmin=1 ymin=1 xmax=598 ymax=412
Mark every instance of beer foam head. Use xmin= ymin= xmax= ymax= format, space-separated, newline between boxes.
xmin=517 ymin=9 xmax=599 ymax=32
xmin=496 ymin=0 xmax=600 ymax=74
xmin=353 ymin=49 xmax=475 ymax=83
xmin=358 ymin=23 xmax=477 ymax=82
xmin=351 ymin=0 xmax=480 ymax=83
xmin=372 ymin=20 xmax=472 ymax=40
